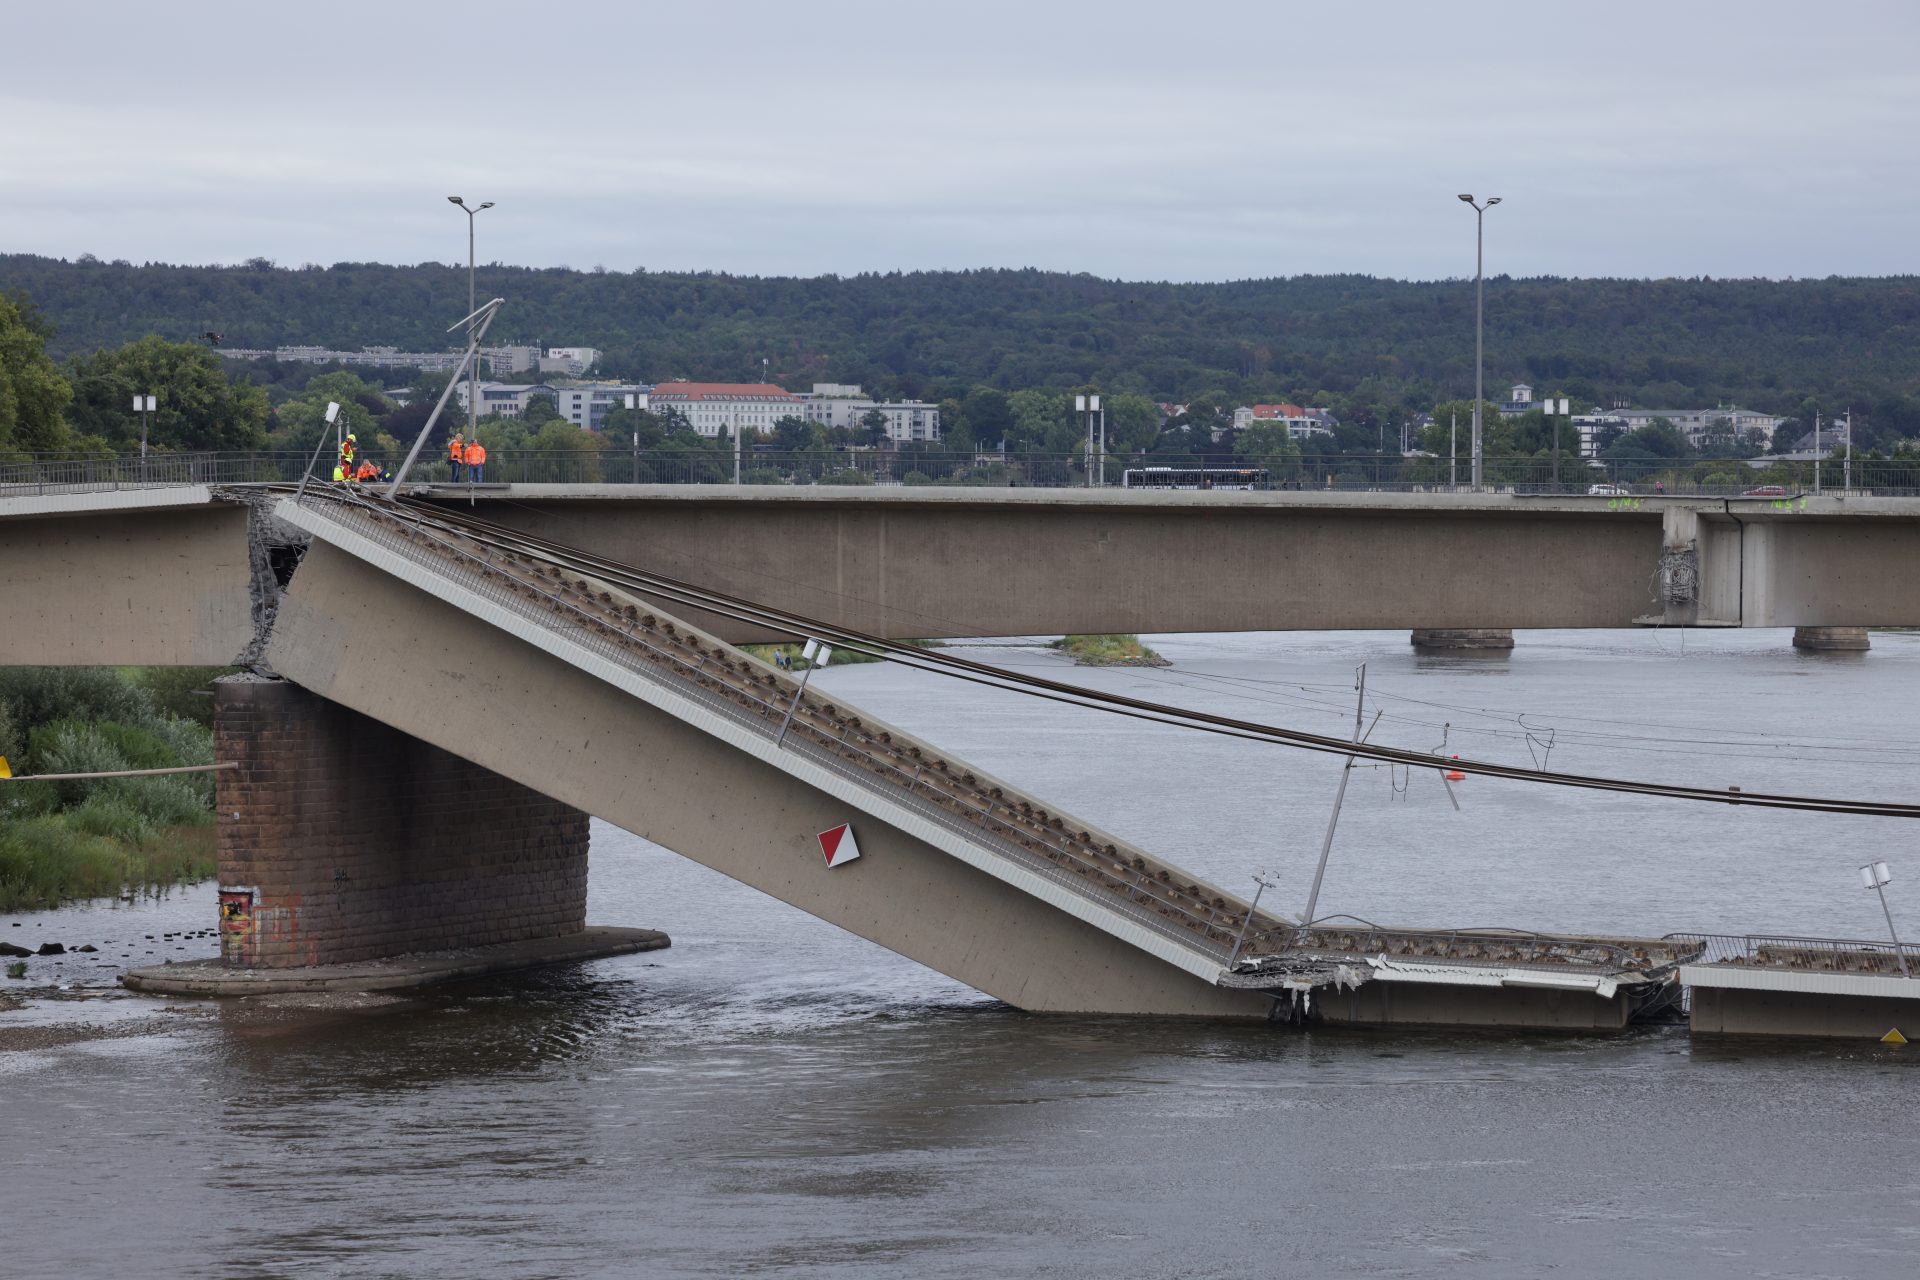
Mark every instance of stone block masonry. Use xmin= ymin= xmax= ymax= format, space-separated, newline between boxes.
xmin=213 ymin=676 xmax=590 ymax=968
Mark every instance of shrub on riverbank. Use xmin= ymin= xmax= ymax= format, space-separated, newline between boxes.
xmin=0 ymin=667 xmax=225 ymax=910
xmin=1049 ymin=634 xmax=1170 ymax=667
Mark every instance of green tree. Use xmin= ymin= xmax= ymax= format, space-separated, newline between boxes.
xmin=1233 ymin=421 xmax=1302 ymax=479
xmin=521 ymin=394 xmax=561 ymax=427
xmin=67 ymin=335 xmax=268 ymax=451
xmin=0 ymin=292 xmax=75 ymax=454
xmin=961 ymin=387 xmax=1013 ymax=451
xmin=860 ymin=406 xmax=890 ymax=447
xmin=1105 ymin=392 xmax=1160 ymax=454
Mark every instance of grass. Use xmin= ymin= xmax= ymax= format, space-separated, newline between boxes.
xmin=740 ymin=640 xmax=942 ymax=669
xmin=1049 ymin=634 xmax=1170 ymax=667
xmin=0 ymin=818 xmax=216 ymax=913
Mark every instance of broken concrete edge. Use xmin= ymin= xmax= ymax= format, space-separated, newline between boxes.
xmin=119 ymin=925 xmax=669 ymax=997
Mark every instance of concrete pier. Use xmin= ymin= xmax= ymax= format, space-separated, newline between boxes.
xmin=1410 ymin=628 xmax=1515 ymax=651
xmin=1792 ymin=626 xmax=1870 ymax=651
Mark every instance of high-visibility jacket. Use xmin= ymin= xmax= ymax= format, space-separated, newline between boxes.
xmin=464 ymin=442 xmax=487 ymax=466
xmin=331 ymin=465 xmax=346 ymax=482
xmin=448 ymin=439 xmax=464 ymax=464
xmin=355 ymin=461 xmax=378 ymax=482
xmin=339 ymin=438 xmax=356 ymax=463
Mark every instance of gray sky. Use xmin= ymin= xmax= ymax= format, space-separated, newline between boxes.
xmin=6 ymin=1 xmax=1916 ymax=281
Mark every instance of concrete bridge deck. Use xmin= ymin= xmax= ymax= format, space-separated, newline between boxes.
xmin=8 ymin=484 xmax=1920 ymax=671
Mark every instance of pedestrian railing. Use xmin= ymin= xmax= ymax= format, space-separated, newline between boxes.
xmin=1665 ymin=931 xmax=1920 ymax=977
xmin=7 ymin=448 xmax=1918 ymax=499
xmin=1238 ymin=923 xmax=1702 ymax=973
xmin=295 ymin=492 xmax=1259 ymax=964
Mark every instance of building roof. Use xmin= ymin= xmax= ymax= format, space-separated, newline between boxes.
xmin=1247 ymin=403 xmax=1306 ymax=419
xmin=648 ymin=382 xmax=800 ymax=402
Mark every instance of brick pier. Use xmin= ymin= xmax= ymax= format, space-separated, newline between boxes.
xmin=209 ymin=676 xmax=593 ymax=969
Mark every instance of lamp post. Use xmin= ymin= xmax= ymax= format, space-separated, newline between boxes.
xmin=1457 ymin=194 xmax=1502 ymax=489
xmin=447 ymin=196 xmax=494 ymax=454
xmin=1227 ymin=870 xmax=1280 ymax=967
xmin=624 ymin=392 xmax=641 ymax=484
xmin=1860 ymin=861 xmax=1909 ymax=977
xmin=1076 ymin=394 xmax=1102 ymax=487
xmin=132 ymin=393 xmax=157 ymax=473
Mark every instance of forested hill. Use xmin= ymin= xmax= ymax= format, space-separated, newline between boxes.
xmin=5 ymin=253 xmax=1919 ymax=423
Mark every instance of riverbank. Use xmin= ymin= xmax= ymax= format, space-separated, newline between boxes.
xmin=1049 ymin=634 xmax=1170 ymax=667
xmin=0 ymin=823 xmax=216 ymax=913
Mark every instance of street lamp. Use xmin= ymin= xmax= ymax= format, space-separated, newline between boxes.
xmin=447 ymin=196 xmax=495 ymax=449
xmin=132 ymin=393 xmax=157 ymax=465
xmin=1458 ymin=194 xmax=1502 ymax=489
xmin=624 ymin=392 xmax=641 ymax=483
xmin=1860 ymin=861 xmax=1910 ymax=977
xmin=1227 ymin=870 xmax=1280 ymax=967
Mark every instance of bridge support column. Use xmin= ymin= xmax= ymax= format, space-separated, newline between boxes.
xmin=157 ymin=676 xmax=639 ymax=984
xmin=1410 ymin=628 xmax=1514 ymax=651
xmin=1792 ymin=626 xmax=1870 ymax=652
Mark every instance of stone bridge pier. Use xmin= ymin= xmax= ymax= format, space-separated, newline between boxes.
xmin=126 ymin=676 xmax=664 ymax=993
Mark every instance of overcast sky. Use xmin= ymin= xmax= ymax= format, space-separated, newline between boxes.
xmin=5 ymin=1 xmax=1916 ymax=282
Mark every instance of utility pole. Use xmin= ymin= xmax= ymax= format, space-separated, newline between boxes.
xmin=1844 ymin=406 xmax=1853 ymax=492
xmin=1861 ymin=861 xmax=1909 ymax=977
xmin=1302 ymin=664 xmax=1372 ymax=932
xmin=1450 ymin=410 xmax=1457 ymax=488
xmin=1458 ymin=194 xmax=1502 ymax=489
xmin=1814 ymin=412 xmax=1822 ymax=495
xmin=132 ymin=393 xmax=156 ymax=475
xmin=447 ymin=196 xmax=494 ymax=455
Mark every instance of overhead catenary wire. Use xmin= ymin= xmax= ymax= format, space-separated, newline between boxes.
xmin=300 ymin=488 xmax=1920 ymax=820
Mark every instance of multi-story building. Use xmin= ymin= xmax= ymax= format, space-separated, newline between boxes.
xmin=797 ymin=384 xmax=942 ymax=443
xmin=554 ymin=383 xmax=650 ymax=432
xmin=1232 ymin=403 xmax=1338 ymax=439
xmin=455 ymin=381 xmax=557 ymax=421
xmin=1608 ymin=405 xmax=1785 ymax=447
xmin=647 ymin=382 xmax=805 ymax=438
xmin=539 ymin=347 xmax=601 ymax=377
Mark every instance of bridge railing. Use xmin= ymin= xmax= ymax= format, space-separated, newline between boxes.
xmin=10 ymin=449 xmax=1920 ymax=497
xmin=300 ymin=494 xmax=1253 ymax=965
xmin=1665 ymin=931 xmax=1920 ymax=976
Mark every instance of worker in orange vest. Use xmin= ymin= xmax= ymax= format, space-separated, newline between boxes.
xmin=355 ymin=459 xmax=379 ymax=484
xmin=447 ymin=432 xmax=464 ymax=482
xmin=463 ymin=437 xmax=487 ymax=482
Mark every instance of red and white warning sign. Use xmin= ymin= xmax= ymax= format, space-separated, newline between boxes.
xmin=817 ymin=823 xmax=862 ymax=869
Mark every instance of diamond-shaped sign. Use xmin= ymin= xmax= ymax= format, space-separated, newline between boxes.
xmin=817 ymin=823 xmax=862 ymax=869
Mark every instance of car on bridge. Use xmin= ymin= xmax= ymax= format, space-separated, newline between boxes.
xmin=1587 ymin=483 xmax=1632 ymax=496
xmin=1741 ymin=485 xmax=1790 ymax=497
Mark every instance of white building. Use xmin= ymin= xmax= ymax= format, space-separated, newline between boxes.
xmin=796 ymin=383 xmax=941 ymax=443
xmin=1231 ymin=403 xmax=1337 ymax=439
xmin=647 ymin=382 xmax=805 ymax=438
xmin=554 ymin=383 xmax=649 ymax=433
xmin=456 ymin=381 xmax=557 ymax=421
xmin=1609 ymin=405 xmax=1785 ymax=446
xmin=482 ymin=345 xmax=542 ymax=376
xmin=536 ymin=347 xmax=600 ymax=376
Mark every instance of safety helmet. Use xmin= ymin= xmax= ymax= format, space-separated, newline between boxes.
xmin=347 ymin=432 xmax=357 ymax=441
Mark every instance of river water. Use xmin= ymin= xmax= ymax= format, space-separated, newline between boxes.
xmin=4 ymin=630 xmax=1918 ymax=1278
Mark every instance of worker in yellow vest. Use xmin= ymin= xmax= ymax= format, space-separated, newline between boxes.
xmin=338 ymin=432 xmax=357 ymax=477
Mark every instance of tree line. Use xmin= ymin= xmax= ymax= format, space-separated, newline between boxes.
xmin=4 ymin=254 xmax=1920 ymax=446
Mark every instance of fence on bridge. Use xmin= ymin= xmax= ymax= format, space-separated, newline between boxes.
xmin=5 ymin=448 xmax=1918 ymax=498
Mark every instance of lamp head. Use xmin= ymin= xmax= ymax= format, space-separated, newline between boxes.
xmin=447 ymin=195 xmax=464 ymax=205
xmin=1457 ymin=193 xmax=1474 ymax=203
xmin=479 ymin=201 xmax=494 ymax=210
xmin=1487 ymin=196 xmax=1503 ymax=206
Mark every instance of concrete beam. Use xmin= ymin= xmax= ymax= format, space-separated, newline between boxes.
xmin=434 ymin=487 xmax=1666 ymax=641
xmin=0 ymin=494 xmax=255 ymax=666
xmin=263 ymin=539 xmax=1267 ymax=1018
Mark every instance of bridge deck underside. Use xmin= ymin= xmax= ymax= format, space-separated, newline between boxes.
xmin=264 ymin=535 xmax=1267 ymax=1018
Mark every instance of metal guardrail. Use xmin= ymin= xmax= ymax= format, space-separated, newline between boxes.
xmin=299 ymin=493 xmax=1251 ymax=962
xmin=6 ymin=449 xmax=1916 ymax=498
xmin=1665 ymin=931 xmax=1920 ymax=975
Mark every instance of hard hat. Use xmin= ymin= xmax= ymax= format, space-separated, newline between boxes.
xmin=347 ymin=432 xmax=357 ymax=441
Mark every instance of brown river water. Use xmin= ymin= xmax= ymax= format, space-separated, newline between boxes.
xmin=4 ymin=629 xmax=1917 ymax=1278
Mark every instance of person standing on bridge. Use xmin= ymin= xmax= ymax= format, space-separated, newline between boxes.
xmin=464 ymin=437 xmax=487 ymax=483
xmin=448 ymin=432 xmax=464 ymax=482
xmin=339 ymin=432 xmax=357 ymax=476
